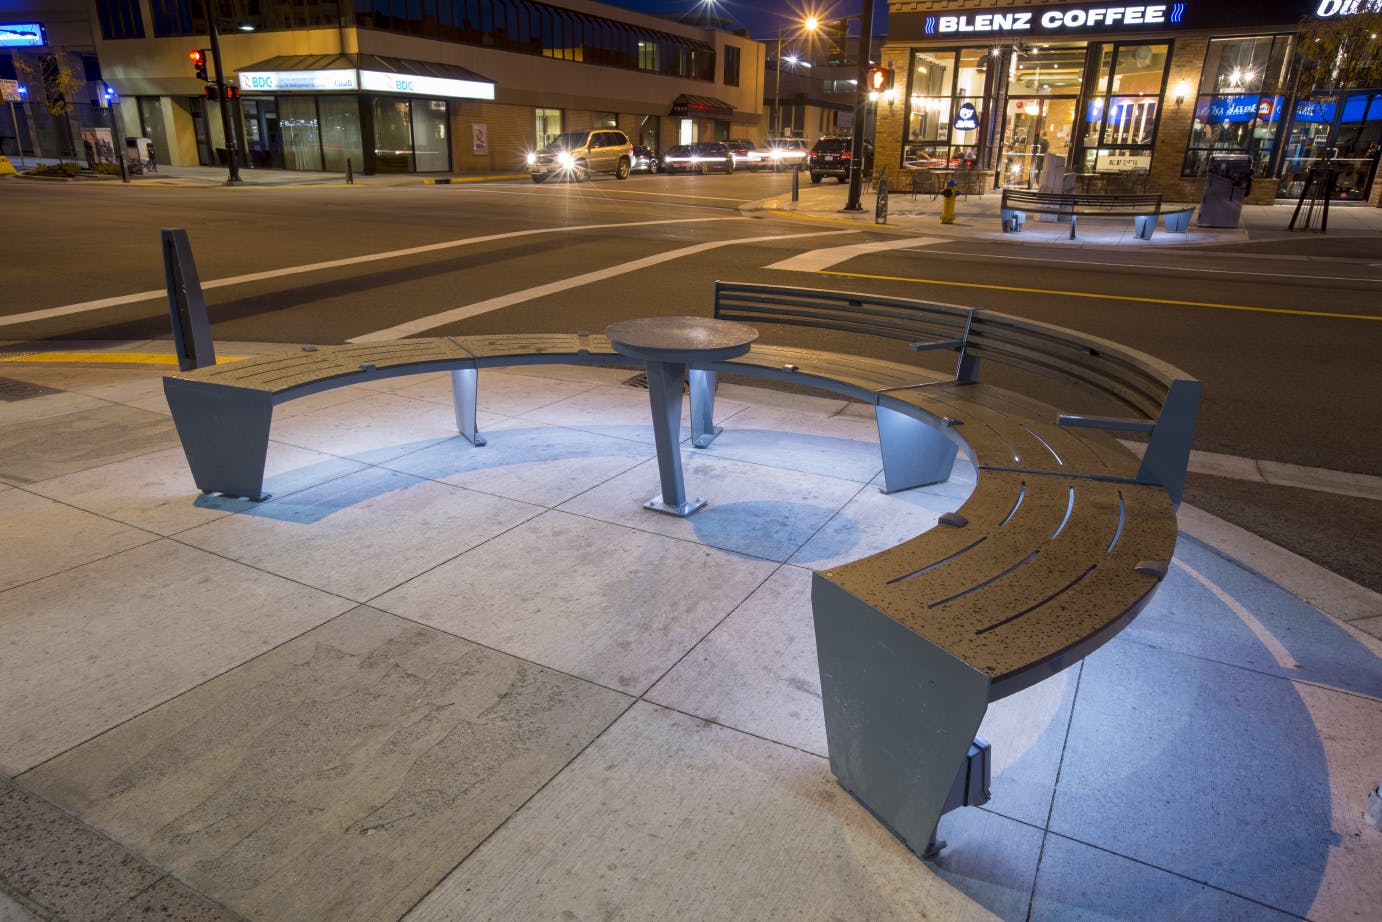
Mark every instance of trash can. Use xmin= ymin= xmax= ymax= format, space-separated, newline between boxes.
xmin=1198 ymin=154 xmax=1253 ymax=227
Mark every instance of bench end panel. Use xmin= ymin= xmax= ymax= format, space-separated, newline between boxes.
xmin=812 ymin=573 xmax=990 ymax=856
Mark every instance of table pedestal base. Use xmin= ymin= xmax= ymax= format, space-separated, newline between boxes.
xmin=644 ymin=495 xmax=707 ymax=517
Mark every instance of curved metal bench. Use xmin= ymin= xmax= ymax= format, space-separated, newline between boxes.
xmin=163 ymin=283 xmax=1200 ymax=859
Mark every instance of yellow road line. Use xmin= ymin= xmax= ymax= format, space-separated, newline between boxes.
xmin=820 ymin=269 xmax=1382 ymax=322
xmin=0 ymin=352 xmax=247 ymax=365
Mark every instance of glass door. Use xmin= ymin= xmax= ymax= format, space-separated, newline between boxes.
xmin=998 ymin=97 xmax=1077 ymax=188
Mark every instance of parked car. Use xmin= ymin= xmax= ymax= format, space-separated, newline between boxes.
xmin=661 ymin=141 xmax=736 ymax=174
xmin=527 ymin=129 xmax=633 ymax=182
xmin=748 ymin=138 xmax=809 ymax=171
xmin=630 ymin=144 xmax=660 ymax=173
xmin=722 ymin=138 xmax=758 ymax=167
xmin=808 ymin=136 xmax=875 ymax=183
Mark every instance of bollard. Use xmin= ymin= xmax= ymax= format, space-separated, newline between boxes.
xmin=346 ymin=158 xmax=354 ymax=184
xmin=875 ymin=176 xmax=889 ymax=225
xmin=940 ymin=180 xmax=957 ymax=224
xmin=791 ymin=163 xmax=799 ymax=202
xmin=162 ymin=228 xmax=217 ymax=371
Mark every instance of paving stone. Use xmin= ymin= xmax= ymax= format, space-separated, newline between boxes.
xmin=382 ymin=421 xmax=652 ymax=508
xmin=0 ymin=540 xmax=353 ymax=773
xmin=0 ymin=490 xmax=156 ymax=591
xmin=176 ymin=467 xmax=543 ymax=602
xmin=559 ymin=452 xmax=866 ymax=562
xmin=374 ymin=509 xmax=777 ymax=695
xmin=266 ymin=391 xmax=461 ymax=466
xmin=29 ymin=445 xmax=366 ymax=537
xmin=0 ymin=405 xmax=176 ymax=485
xmin=0 ymin=776 xmax=162 ymax=922
xmin=1051 ymin=640 xmax=1341 ymax=916
xmin=23 ymin=607 xmax=631 ymax=922
xmin=695 ymin=403 xmax=883 ymax=483
xmin=930 ymin=808 xmax=1044 ymax=921
xmin=99 ymin=877 xmax=246 ymax=922
xmin=405 ymin=702 xmax=998 ymax=922
xmin=1030 ymin=833 xmax=1299 ymax=921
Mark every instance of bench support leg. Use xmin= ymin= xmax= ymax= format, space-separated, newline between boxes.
xmin=688 ymin=369 xmax=720 ymax=447
xmin=812 ymin=574 xmax=991 ymax=858
xmin=449 ymin=368 xmax=487 ymax=447
xmin=163 ymin=380 xmax=274 ymax=501
xmin=875 ymin=403 xmax=959 ymax=493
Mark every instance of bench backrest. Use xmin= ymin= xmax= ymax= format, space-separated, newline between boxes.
xmin=714 ymin=280 xmax=1200 ymax=504
xmin=713 ymin=281 xmax=975 ymax=377
xmin=1001 ymin=189 xmax=1162 ymax=210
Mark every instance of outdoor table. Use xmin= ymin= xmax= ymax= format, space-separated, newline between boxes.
xmin=606 ymin=316 xmax=758 ymax=516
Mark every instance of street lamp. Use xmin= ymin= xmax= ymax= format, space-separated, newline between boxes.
xmin=774 ymin=16 xmax=819 ymax=138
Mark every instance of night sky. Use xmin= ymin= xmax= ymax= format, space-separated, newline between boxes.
xmin=601 ymin=0 xmax=891 ymax=40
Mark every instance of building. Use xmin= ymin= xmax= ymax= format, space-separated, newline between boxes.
xmin=5 ymin=1 xmax=766 ymax=175
xmin=875 ymin=0 xmax=1382 ymax=204
xmin=0 ymin=1 xmax=105 ymax=164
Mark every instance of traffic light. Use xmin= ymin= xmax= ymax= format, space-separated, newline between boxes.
xmin=190 ymin=48 xmax=209 ymax=81
xmin=204 ymin=83 xmax=220 ymax=101
xmin=867 ymin=67 xmax=894 ymax=93
xmin=222 ymin=84 xmax=239 ymax=101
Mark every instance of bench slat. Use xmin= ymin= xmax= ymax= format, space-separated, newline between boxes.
xmin=820 ymin=473 xmax=1175 ymax=694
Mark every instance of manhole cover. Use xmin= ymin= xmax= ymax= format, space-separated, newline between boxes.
xmin=0 ymin=377 xmax=61 ymax=401
xmin=624 ymin=373 xmax=648 ymax=389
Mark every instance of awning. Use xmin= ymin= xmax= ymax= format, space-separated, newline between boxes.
xmin=237 ymin=53 xmax=495 ymax=100
xmin=671 ymin=94 xmax=734 ymax=119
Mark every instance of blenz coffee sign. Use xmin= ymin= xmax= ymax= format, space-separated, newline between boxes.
xmin=893 ymin=2 xmax=1373 ymax=41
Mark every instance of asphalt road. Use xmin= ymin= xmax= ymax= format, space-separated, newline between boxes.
xmin=4 ymin=173 xmax=1380 ymax=590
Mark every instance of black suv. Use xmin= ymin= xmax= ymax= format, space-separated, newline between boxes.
xmin=808 ymin=137 xmax=874 ymax=183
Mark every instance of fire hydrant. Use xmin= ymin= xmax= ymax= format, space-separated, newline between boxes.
xmin=940 ymin=180 xmax=957 ymax=224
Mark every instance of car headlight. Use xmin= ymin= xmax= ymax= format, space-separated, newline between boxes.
xmin=526 ymin=152 xmax=537 ymax=166
xmin=557 ymin=152 xmax=575 ymax=169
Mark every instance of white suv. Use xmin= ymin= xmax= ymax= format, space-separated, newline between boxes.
xmin=749 ymin=138 xmax=809 ymax=171
xmin=529 ymin=129 xmax=633 ymax=182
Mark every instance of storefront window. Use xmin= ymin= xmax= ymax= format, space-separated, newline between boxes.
xmin=412 ymin=99 xmax=450 ymax=172
xmin=1276 ymin=92 xmax=1382 ymax=201
xmin=593 ymin=111 xmax=617 ymax=128
xmin=999 ymin=44 xmax=1086 ymax=188
xmin=318 ymin=96 xmax=363 ymax=173
xmin=638 ymin=114 xmax=658 ymax=150
xmin=373 ymin=96 xmax=413 ymax=172
xmin=1079 ymin=42 xmax=1168 ymax=175
xmin=1183 ymin=35 xmax=1293 ymax=178
xmin=902 ymin=48 xmax=984 ymax=169
xmin=280 ymin=96 xmax=323 ymax=171
xmin=535 ymin=107 xmax=562 ymax=146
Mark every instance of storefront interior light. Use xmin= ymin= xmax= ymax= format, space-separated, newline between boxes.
xmin=1174 ymin=80 xmax=1191 ymax=105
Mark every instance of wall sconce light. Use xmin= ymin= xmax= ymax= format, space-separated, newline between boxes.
xmin=1174 ymin=81 xmax=1190 ymax=106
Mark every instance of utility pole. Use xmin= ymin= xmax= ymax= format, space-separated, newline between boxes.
xmin=842 ymin=0 xmax=875 ymax=212
xmin=206 ymin=10 xmax=241 ymax=184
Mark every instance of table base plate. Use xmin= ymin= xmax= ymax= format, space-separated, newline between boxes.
xmin=644 ymin=495 xmax=707 ymax=517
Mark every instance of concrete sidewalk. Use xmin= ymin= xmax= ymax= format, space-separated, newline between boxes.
xmin=754 ymin=177 xmax=1382 ymax=249
xmin=1 ymin=345 xmax=1379 ymax=921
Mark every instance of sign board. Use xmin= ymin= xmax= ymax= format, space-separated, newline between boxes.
xmin=239 ymin=70 xmax=359 ymax=92
xmin=893 ymin=2 xmax=1374 ymax=40
xmin=359 ymin=70 xmax=494 ymax=100
xmin=0 ymin=23 xmax=45 ymax=48
xmin=0 ymin=79 xmax=20 ymax=103
xmin=472 ymin=123 xmax=488 ymax=154
xmin=954 ymin=101 xmax=979 ymax=131
xmin=1095 ymin=152 xmax=1152 ymax=171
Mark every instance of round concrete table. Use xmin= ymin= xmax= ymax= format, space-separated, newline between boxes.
xmin=606 ymin=316 xmax=758 ymax=516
